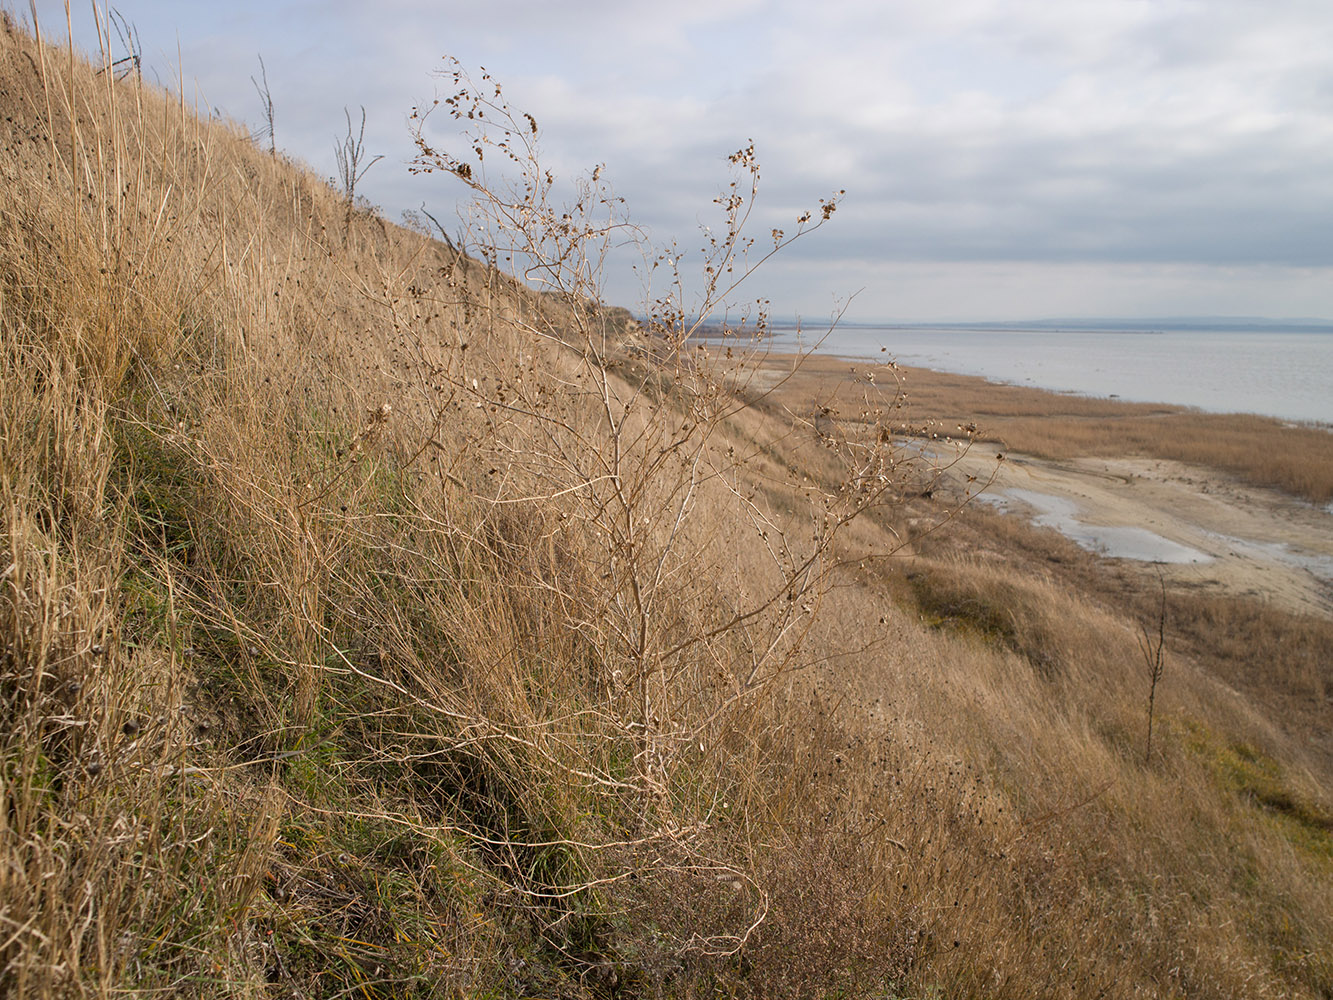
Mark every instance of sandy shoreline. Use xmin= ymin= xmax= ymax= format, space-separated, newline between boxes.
xmin=947 ymin=447 xmax=1333 ymax=619
xmin=753 ymin=351 xmax=1333 ymax=619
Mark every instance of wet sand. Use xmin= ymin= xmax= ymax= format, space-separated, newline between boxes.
xmin=955 ymin=448 xmax=1333 ymax=618
xmin=752 ymin=352 xmax=1333 ymax=619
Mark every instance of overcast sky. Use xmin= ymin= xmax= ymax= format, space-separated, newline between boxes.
xmin=28 ymin=0 xmax=1333 ymax=323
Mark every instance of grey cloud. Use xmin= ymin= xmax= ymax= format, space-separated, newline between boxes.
xmin=32 ymin=0 xmax=1333 ymax=320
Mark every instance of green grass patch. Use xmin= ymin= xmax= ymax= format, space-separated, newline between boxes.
xmin=1175 ymin=718 xmax=1333 ymax=865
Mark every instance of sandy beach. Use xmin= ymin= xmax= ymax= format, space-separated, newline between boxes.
xmin=946 ymin=448 xmax=1333 ymax=619
xmin=752 ymin=351 xmax=1333 ymax=620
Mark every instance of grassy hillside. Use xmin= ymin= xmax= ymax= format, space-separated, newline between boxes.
xmin=2 ymin=12 xmax=1331 ymax=998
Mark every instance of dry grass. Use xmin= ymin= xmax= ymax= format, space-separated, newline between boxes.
xmin=3 ymin=12 xmax=1332 ymax=1000
xmin=895 ymin=364 xmax=1333 ymax=503
xmin=911 ymin=498 xmax=1333 ymax=771
xmin=757 ymin=356 xmax=1333 ymax=503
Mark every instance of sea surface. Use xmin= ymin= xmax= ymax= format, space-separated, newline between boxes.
xmin=767 ymin=324 xmax=1333 ymax=426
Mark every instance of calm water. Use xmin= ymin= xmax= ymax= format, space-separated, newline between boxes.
xmin=769 ymin=325 xmax=1333 ymax=425
xmin=976 ymin=489 xmax=1211 ymax=564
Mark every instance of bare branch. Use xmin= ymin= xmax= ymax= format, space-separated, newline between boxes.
xmin=250 ymin=55 xmax=275 ymax=154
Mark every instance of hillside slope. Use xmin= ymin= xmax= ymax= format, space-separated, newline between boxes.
xmin=2 ymin=13 xmax=1331 ymax=999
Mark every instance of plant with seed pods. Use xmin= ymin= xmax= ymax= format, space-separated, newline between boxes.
xmin=406 ymin=58 xmax=967 ymax=957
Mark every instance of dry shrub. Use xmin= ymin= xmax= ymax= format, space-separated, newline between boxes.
xmin=4 ymin=10 xmax=1333 ymax=999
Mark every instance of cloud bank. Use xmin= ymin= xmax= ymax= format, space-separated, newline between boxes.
xmin=33 ymin=0 xmax=1333 ymax=321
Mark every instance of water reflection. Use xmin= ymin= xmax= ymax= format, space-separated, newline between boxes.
xmin=978 ymin=488 xmax=1212 ymax=564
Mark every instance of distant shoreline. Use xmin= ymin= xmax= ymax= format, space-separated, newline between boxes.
xmin=769 ymin=317 xmax=1333 ymax=335
xmin=751 ymin=350 xmax=1333 ymax=506
xmin=740 ymin=324 xmax=1333 ymax=426
xmin=761 ymin=348 xmax=1333 ymax=433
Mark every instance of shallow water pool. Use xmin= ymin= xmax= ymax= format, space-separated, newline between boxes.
xmin=979 ymin=488 xmax=1213 ymax=564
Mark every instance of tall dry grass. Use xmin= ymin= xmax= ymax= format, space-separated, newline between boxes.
xmin=2 ymin=10 xmax=1332 ymax=999
xmin=0 ymin=12 xmax=562 ymax=993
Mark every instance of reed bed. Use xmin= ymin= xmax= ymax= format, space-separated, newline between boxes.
xmin=896 ymin=364 xmax=1333 ymax=503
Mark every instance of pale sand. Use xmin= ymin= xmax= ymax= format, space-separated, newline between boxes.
xmin=750 ymin=351 xmax=1333 ymax=620
xmin=943 ymin=446 xmax=1333 ymax=619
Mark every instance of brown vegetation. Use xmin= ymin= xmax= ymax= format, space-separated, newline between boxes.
xmin=762 ymin=356 xmax=1333 ymax=503
xmin=893 ymin=363 xmax=1333 ymax=503
xmin=2 ymin=12 xmax=1331 ymax=999
xmin=910 ymin=501 xmax=1333 ymax=771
